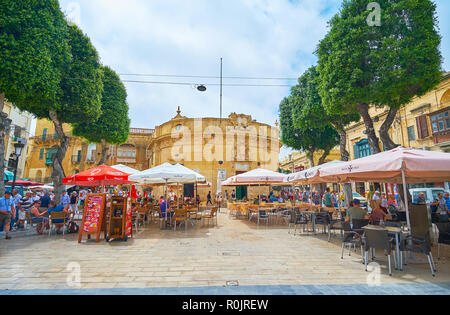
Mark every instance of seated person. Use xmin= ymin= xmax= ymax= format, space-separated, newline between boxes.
xmin=346 ymin=199 xmax=368 ymax=225
xmin=269 ymin=192 xmax=278 ymax=203
xmin=369 ymin=200 xmax=387 ymax=225
xmin=47 ymin=201 xmax=70 ymax=234
xmin=30 ymin=200 xmax=49 ymax=234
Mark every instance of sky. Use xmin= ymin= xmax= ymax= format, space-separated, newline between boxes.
xmin=52 ymin=0 xmax=450 ymax=159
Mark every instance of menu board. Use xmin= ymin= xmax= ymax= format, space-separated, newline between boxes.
xmin=78 ymin=193 xmax=106 ymax=243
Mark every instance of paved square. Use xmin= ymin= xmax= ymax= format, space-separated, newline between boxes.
xmin=1 ymin=211 xmax=449 ymax=294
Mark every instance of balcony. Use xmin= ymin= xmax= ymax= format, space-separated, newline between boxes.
xmin=130 ymin=128 xmax=154 ymax=135
xmin=31 ymin=133 xmax=72 ymax=143
xmin=116 ymin=157 xmax=137 ymax=164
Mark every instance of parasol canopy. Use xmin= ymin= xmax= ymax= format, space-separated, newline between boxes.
xmin=318 ymin=147 xmax=450 ymax=184
xmin=222 ymin=168 xmax=288 ymax=186
xmin=6 ymin=179 xmax=44 ymax=186
xmin=63 ymin=164 xmax=136 ymax=186
xmin=129 ymin=163 xmax=201 ymax=185
xmin=111 ymin=164 xmax=141 ymax=175
xmin=286 ymin=160 xmax=345 ymax=184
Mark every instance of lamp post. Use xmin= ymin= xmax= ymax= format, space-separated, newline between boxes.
xmin=195 ymin=58 xmax=223 ymax=124
xmin=11 ymin=141 xmax=25 ymax=192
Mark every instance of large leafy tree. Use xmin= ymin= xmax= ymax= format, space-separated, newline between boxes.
xmin=0 ymin=0 xmax=71 ymax=194
xmin=73 ymin=66 xmax=130 ymax=166
xmin=316 ymin=0 xmax=442 ymax=153
xmin=291 ymin=66 xmax=359 ymax=206
xmin=279 ymin=95 xmax=339 ymax=168
xmin=15 ymin=23 xmax=104 ymax=202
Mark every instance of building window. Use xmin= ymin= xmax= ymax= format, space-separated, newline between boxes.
xmin=430 ymin=110 xmax=450 ymax=134
xmin=175 ymin=124 xmax=182 ymax=131
xmin=407 ymin=126 xmax=416 ymax=141
xmin=416 ymin=115 xmax=429 ymax=139
xmin=39 ymin=148 xmax=44 ymax=160
xmin=117 ymin=145 xmax=136 ymax=159
xmin=42 ymin=128 xmax=47 ymax=141
xmin=354 ymin=139 xmax=372 ymax=159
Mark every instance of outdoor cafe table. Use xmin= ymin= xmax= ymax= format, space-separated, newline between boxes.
xmin=362 ymin=224 xmax=407 ymax=271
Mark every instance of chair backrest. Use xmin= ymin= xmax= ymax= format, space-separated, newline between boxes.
xmin=50 ymin=211 xmax=66 ymax=222
xmin=364 ymin=228 xmax=391 ymax=251
xmin=409 ymin=204 xmax=431 ymax=240
xmin=352 ymin=219 xmax=369 ymax=230
xmin=258 ymin=210 xmax=267 ymax=216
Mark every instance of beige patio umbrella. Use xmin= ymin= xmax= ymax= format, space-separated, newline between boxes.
xmin=318 ymin=147 xmax=450 ymax=233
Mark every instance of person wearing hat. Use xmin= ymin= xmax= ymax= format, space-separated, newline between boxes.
xmin=346 ymin=198 xmax=368 ymax=225
xmin=0 ymin=192 xmax=16 ymax=239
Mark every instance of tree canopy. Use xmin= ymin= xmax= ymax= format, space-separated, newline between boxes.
xmin=73 ymin=65 xmax=130 ymax=163
xmin=316 ymin=0 xmax=442 ymax=152
xmin=0 ymin=0 xmax=71 ymax=107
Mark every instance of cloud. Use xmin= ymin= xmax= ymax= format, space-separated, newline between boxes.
xmin=57 ymin=0 xmax=449 ymax=160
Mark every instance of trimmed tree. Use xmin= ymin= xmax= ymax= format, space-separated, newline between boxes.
xmin=0 ymin=0 xmax=71 ymax=195
xmin=316 ymin=0 xmax=442 ymax=153
xmin=15 ymin=23 xmax=104 ymax=202
xmin=291 ymin=66 xmax=360 ymax=206
xmin=72 ymin=65 xmax=130 ymax=166
xmin=279 ymin=96 xmax=339 ymax=168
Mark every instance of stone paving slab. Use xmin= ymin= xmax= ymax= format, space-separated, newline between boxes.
xmin=0 ymin=211 xmax=449 ymax=293
xmin=1 ymin=282 xmax=449 ymax=295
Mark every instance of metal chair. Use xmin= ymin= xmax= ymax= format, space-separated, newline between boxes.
xmin=364 ymin=228 xmax=396 ymax=276
xmin=435 ymin=223 xmax=450 ymax=260
xmin=257 ymin=210 xmax=269 ymax=227
xmin=174 ymin=209 xmax=189 ymax=231
xmin=341 ymin=221 xmax=365 ymax=264
xmin=315 ymin=211 xmax=330 ymax=234
xmin=403 ymin=204 xmax=436 ymax=277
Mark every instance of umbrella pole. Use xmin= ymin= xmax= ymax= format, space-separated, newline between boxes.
xmin=165 ymin=179 xmax=168 ymax=225
xmin=401 ymin=168 xmax=411 ymax=235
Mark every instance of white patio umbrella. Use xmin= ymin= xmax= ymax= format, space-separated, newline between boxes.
xmin=129 ymin=163 xmax=201 ymax=224
xmin=111 ymin=164 xmax=141 ymax=175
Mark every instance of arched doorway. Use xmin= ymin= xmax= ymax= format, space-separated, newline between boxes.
xmin=440 ymin=89 xmax=450 ymax=108
xmin=35 ymin=170 xmax=43 ymax=183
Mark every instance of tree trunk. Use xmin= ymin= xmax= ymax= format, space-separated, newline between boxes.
xmin=379 ymin=107 xmax=400 ymax=150
xmin=357 ymin=103 xmax=381 ymax=154
xmin=49 ymin=110 xmax=69 ymax=204
xmin=306 ymin=151 xmax=315 ymax=167
xmin=318 ymin=149 xmax=330 ymax=165
xmin=335 ymin=127 xmax=353 ymax=208
xmin=0 ymin=93 xmax=5 ymax=196
xmin=97 ymin=139 xmax=110 ymax=166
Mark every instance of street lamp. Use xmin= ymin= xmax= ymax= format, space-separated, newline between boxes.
xmin=11 ymin=141 xmax=25 ymax=191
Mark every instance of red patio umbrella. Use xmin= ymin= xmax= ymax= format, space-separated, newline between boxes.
xmin=6 ymin=179 xmax=44 ymax=186
xmin=63 ymin=164 xmax=136 ymax=187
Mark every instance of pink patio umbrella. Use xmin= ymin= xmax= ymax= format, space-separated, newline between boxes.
xmin=318 ymin=147 xmax=450 ymax=232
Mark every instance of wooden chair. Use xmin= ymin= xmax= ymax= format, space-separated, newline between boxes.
xmin=202 ymin=208 xmax=218 ymax=227
xmin=48 ymin=211 xmax=67 ymax=236
xmin=174 ymin=208 xmax=189 ymax=231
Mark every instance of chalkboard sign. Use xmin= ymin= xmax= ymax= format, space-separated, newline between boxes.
xmin=78 ymin=193 xmax=106 ymax=243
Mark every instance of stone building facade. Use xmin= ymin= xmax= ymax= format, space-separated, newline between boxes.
xmin=24 ymin=118 xmax=153 ymax=183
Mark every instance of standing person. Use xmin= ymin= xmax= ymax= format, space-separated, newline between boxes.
xmin=433 ymin=193 xmax=449 ymax=222
xmin=69 ymin=191 xmax=79 ymax=215
xmin=40 ymin=191 xmax=51 ymax=210
xmin=231 ymin=190 xmax=236 ymax=201
xmin=16 ymin=191 xmax=33 ymax=229
xmin=372 ymin=191 xmax=381 ymax=201
xmin=60 ymin=191 xmax=70 ymax=207
xmin=324 ymin=188 xmax=333 ymax=207
xmin=0 ymin=192 xmax=15 ymax=239
xmin=381 ymin=193 xmax=389 ymax=211
xmin=10 ymin=189 xmax=22 ymax=231
xmin=207 ymin=191 xmax=212 ymax=205
xmin=224 ymin=190 xmax=228 ymax=201
xmin=444 ymin=192 xmax=450 ymax=213
xmin=79 ymin=188 xmax=88 ymax=207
